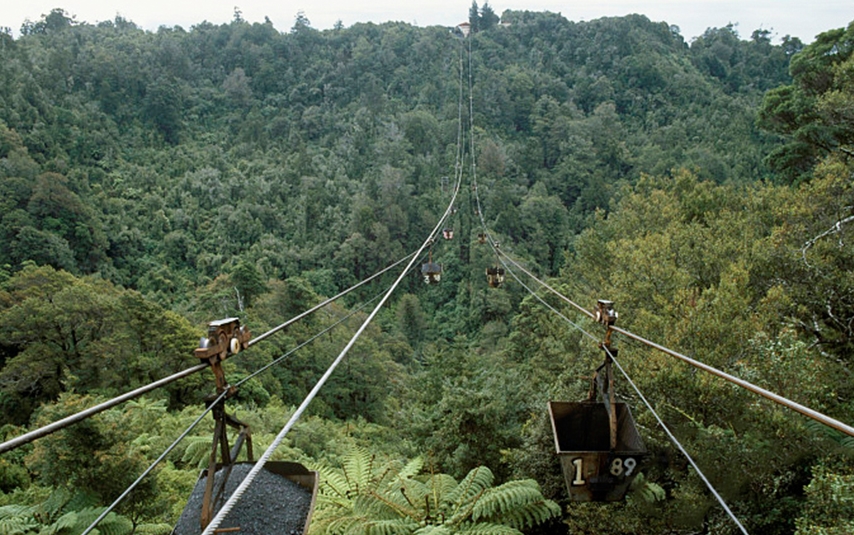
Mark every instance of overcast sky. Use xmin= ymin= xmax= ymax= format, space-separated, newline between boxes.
xmin=2 ymin=1 xmax=852 ymax=43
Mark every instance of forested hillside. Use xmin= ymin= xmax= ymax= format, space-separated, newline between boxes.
xmin=1 ymin=6 xmax=853 ymax=535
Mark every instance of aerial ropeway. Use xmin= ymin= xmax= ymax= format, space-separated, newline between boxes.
xmin=422 ymin=250 xmax=443 ymax=284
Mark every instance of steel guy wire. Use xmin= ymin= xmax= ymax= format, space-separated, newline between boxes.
xmin=236 ymin=281 xmax=402 ymax=388
xmin=0 ymin=363 xmax=208 ymax=454
xmin=248 ymin=251 xmax=417 ymax=347
xmin=500 ymin=243 xmax=854 ymax=437
xmin=0 ymin=250 xmax=421 ymax=455
xmin=604 ymin=345 xmax=750 ymax=535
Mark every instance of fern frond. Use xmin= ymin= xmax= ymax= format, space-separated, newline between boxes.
xmin=0 ymin=504 xmax=37 ymax=520
xmin=629 ymin=472 xmax=666 ymax=503
xmin=312 ymin=461 xmax=357 ymax=500
xmin=458 ymin=522 xmax=522 ymax=535
xmin=363 ymin=518 xmax=420 ymax=535
xmin=445 ymin=466 xmax=494 ymax=508
xmin=396 ymin=457 xmax=424 ymax=480
xmin=71 ymin=508 xmax=133 ymax=535
xmin=180 ymin=436 xmax=213 ymax=468
xmin=424 ymin=474 xmax=458 ymax=504
xmin=0 ymin=505 xmax=38 ymax=535
xmin=495 ymin=499 xmax=561 ymax=530
xmin=343 ymin=445 xmax=376 ymax=494
xmin=41 ymin=510 xmax=79 ymax=534
xmin=355 ymin=492 xmax=417 ymax=521
xmin=326 ymin=512 xmax=371 ymax=535
xmin=471 ymin=480 xmax=557 ymax=527
xmin=133 ymin=522 xmax=174 ymax=535
xmin=39 ymin=488 xmax=72 ymax=521
xmin=413 ymin=524 xmax=453 ymax=535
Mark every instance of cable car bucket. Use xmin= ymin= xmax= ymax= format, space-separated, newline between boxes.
xmin=172 ymin=461 xmax=319 ymax=535
xmin=421 ymin=249 xmax=442 ymax=284
xmin=174 ymin=318 xmax=319 ymax=534
xmin=548 ymin=301 xmax=647 ymax=502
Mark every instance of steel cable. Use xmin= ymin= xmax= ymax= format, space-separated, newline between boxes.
xmin=498 ymin=255 xmax=750 ymax=534
xmin=79 ymin=282 xmax=400 ymax=535
xmin=200 ymin=37 xmax=469 ymax=535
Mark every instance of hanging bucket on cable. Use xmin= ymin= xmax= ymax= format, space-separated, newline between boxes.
xmin=547 ymin=401 xmax=646 ymax=502
xmin=172 ymin=461 xmax=319 ymax=535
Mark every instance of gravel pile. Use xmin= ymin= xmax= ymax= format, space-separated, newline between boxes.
xmin=172 ymin=463 xmax=313 ymax=535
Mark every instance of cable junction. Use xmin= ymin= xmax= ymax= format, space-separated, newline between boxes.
xmin=496 ymin=246 xmax=854 ymax=439
xmin=201 ymin=178 xmax=462 ymax=535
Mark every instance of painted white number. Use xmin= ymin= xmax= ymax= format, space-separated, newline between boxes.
xmin=609 ymin=458 xmax=623 ymax=476
xmin=571 ymin=458 xmax=586 ymax=485
xmin=624 ymin=457 xmax=637 ymax=476
xmin=610 ymin=457 xmax=637 ymax=477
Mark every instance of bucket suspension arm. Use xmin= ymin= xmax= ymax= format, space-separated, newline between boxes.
xmin=195 ymin=318 xmax=253 ymax=530
xmin=587 ymin=300 xmax=619 ymax=451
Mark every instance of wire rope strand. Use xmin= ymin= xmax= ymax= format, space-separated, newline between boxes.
xmin=612 ymin=325 xmax=854 ymax=438
xmin=81 ymin=284 xmax=398 ymax=534
xmin=236 ymin=286 xmax=391 ymax=388
xmin=248 ymin=251 xmax=417 ymax=347
xmin=0 ymin=251 xmax=421 ymax=456
xmin=202 ymin=191 xmax=461 ymax=535
xmin=201 ymin=92 xmax=466 ymax=535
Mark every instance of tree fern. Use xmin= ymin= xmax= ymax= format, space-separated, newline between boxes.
xmin=470 ymin=480 xmax=560 ymax=530
xmin=443 ymin=466 xmax=493 ymax=516
xmin=69 ymin=507 xmax=133 ymax=535
xmin=342 ymin=445 xmax=377 ymax=495
xmin=133 ymin=522 xmax=174 ymax=535
xmin=0 ymin=504 xmax=38 ymax=535
xmin=180 ymin=435 xmax=213 ymax=469
xmin=362 ymin=517 xmax=420 ymax=535
xmin=456 ymin=522 xmax=521 ymax=535
xmin=309 ymin=445 xmax=560 ymax=535
xmin=412 ymin=525 xmax=453 ymax=535
xmin=630 ymin=472 xmax=666 ymax=503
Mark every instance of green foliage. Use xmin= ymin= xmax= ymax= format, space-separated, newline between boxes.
xmin=757 ymin=21 xmax=854 ymax=183
xmin=1 ymin=9 xmax=851 ymax=535
xmin=0 ymin=488 xmax=134 ymax=535
xmin=0 ymin=265 xmax=201 ymax=424
xmin=310 ymin=444 xmax=559 ymax=535
xmin=795 ymin=457 xmax=854 ymax=535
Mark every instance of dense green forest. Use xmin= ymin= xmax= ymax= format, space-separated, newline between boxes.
xmin=1 ymin=4 xmax=853 ymax=534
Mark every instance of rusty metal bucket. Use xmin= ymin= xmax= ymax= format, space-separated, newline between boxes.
xmin=548 ymin=401 xmax=646 ymax=502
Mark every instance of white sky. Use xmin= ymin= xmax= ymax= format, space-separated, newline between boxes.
xmin=1 ymin=1 xmax=852 ymax=43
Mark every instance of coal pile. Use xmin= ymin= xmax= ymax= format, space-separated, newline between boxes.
xmin=172 ymin=463 xmax=312 ymax=535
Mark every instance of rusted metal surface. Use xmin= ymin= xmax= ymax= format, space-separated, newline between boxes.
xmin=486 ymin=266 xmax=505 ymax=288
xmin=548 ymin=401 xmax=646 ymax=502
xmin=195 ymin=318 xmax=251 ymax=363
